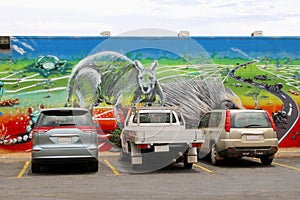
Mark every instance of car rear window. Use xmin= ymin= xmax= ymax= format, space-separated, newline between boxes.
xmin=37 ymin=110 xmax=93 ymax=126
xmin=230 ymin=112 xmax=272 ymax=128
xmin=133 ymin=113 xmax=177 ymax=123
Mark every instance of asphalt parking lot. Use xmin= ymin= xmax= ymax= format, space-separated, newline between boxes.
xmin=0 ymin=149 xmax=299 ymax=200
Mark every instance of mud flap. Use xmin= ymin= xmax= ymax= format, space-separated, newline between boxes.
xmin=186 ymin=147 xmax=198 ymax=163
xmin=131 ymin=143 xmax=142 ymax=165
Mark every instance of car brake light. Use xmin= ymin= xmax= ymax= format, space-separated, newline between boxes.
xmin=32 ymin=130 xmax=46 ymax=134
xmin=225 ymin=110 xmax=231 ymax=132
xmin=137 ymin=144 xmax=150 ymax=149
xmin=265 ymin=111 xmax=276 ymax=131
xmin=192 ymin=143 xmax=202 ymax=148
xmin=80 ymin=127 xmax=95 ymax=133
xmin=227 ymin=147 xmax=234 ymax=153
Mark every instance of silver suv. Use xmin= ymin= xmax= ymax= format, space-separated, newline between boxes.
xmin=198 ymin=109 xmax=278 ymax=165
xmin=31 ymin=108 xmax=98 ymax=173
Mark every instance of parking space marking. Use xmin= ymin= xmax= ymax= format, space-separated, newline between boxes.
xmin=272 ymin=161 xmax=300 ymax=171
xmin=193 ymin=163 xmax=214 ymax=173
xmin=103 ymin=159 xmax=120 ymax=175
xmin=17 ymin=161 xmax=30 ymax=178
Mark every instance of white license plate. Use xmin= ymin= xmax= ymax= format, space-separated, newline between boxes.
xmin=246 ymin=135 xmax=259 ymax=140
xmin=154 ymin=145 xmax=169 ymax=152
xmin=57 ymin=137 xmax=72 ymax=143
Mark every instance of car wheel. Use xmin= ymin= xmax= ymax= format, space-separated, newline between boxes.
xmin=90 ymin=160 xmax=99 ymax=172
xmin=260 ymin=156 xmax=273 ymax=165
xmin=31 ymin=161 xmax=40 ymax=173
xmin=211 ymin=144 xmax=220 ymax=165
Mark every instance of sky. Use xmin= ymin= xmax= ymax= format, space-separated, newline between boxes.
xmin=1 ymin=0 xmax=300 ymax=36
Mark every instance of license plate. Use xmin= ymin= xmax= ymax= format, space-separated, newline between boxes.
xmin=57 ymin=137 xmax=72 ymax=143
xmin=154 ymin=145 xmax=169 ymax=152
xmin=246 ymin=135 xmax=259 ymax=140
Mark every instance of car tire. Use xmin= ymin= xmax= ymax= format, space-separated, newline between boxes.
xmin=90 ymin=160 xmax=99 ymax=172
xmin=260 ymin=156 xmax=273 ymax=165
xmin=210 ymin=144 xmax=220 ymax=165
xmin=31 ymin=161 xmax=40 ymax=173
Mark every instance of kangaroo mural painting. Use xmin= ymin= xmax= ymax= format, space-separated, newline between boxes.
xmin=66 ymin=51 xmax=164 ymax=109
xmin=0 ymin=36 xmax=299 ymax=153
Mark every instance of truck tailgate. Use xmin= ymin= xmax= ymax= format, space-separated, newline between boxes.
xmin=123 ymin=126 xmax=204 ymax=144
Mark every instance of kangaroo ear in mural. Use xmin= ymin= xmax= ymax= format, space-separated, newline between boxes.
xmin=134 ymin=60 xmax=144 ymax=71
xmin=150 ymin=60 xmax=158 ymax=71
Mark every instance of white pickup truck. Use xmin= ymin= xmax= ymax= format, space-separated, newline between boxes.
xmin=120 ymin=106 xmax=204 ymax=170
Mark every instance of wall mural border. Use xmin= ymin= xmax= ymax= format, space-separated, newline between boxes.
xmin=0 ymin=36 xmax=299 ymax=153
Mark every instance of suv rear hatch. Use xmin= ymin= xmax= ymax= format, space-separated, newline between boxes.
xmin=33 ymin=109 xmax=95 ymax=148
xmin=227 ymin=110 xmax=276 ymax=144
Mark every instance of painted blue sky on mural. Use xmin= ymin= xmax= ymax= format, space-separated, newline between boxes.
xmin=1 ymin=36 xmax=300 ymax=60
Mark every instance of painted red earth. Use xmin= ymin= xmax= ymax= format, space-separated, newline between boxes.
xmin=0 ymin=105 xmax=299 ymax=152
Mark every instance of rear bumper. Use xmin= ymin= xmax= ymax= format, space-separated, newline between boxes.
xmin=219 ymin=146 xmax=278 ymax=158
xmin=32 ymin=146 xmax=98 ymax=161
xmin=32 ymin=157 xmax=98 ymax=165
xmin=218 ymin=138 xmax=278 ymax=158
xmin=131 ymin=144 xmax=191 ymax=165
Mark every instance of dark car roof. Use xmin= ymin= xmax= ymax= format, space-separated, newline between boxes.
xmin=40 ymin=107 xmax=89 ymax=112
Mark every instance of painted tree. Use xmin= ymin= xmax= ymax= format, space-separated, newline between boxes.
xmin=260 ymin=56 xmax=271 ymax=68
xmin=275 ymin=58 xmax=282 ymax=71
xmin=283 ymin=58 xmax=291 ymax=68
xmin=244 ymin=88 xmax=269 ymax=109
xmin=38 ymin=79 xmax=55 ymax=98
xmin=293 ymin=71 xmax=300 ymax=86
xmin=13 ymin=70 xmax=25 ymax=87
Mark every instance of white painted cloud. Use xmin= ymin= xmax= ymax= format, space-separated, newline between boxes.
xmin=11 ymin=45 xmax=25 ymax=55
xmin=0 ymin=0 xmax=299 ymax=36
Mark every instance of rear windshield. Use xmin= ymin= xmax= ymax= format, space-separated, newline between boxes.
xmin=37 ymin=110 xmax=93 ymax=126
xmin=230 ymin=112 xmax=272 ymax=128
xmin=133 ymin=112 xmax=177 ymax=123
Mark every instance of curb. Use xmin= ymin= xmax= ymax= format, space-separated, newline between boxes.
xmin=275 ymin=147 xmax=300 ymax=158
xmin=0 ymin=148 xmax=299 ymax=162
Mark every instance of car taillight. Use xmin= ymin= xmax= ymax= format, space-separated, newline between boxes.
xmin=265 ymin=111 xmax=276 ymax=131
xmin=192 ymin=142 xmax=202 ymax=148
xmin=79 ymin=127 xmax=96 ymax=133
xmin=32 ymin=130 xmax=46 ymax=134
xmin=225 ymin=110 xmax=231 ymax=132
xmin=137 ymin=144 xmax=150 ymax=149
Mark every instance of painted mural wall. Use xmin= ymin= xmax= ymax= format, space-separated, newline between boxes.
xmin=0 ymin=36 xmax=299 ymax=153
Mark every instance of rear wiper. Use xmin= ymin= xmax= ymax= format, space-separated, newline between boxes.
xmin=244 ymin=124 xmax=262 ymax=128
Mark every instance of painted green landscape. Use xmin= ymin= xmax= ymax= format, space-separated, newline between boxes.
xmin=1 ymin=56 xmax=299 ymax=115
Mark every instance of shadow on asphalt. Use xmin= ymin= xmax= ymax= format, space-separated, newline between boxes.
xmin=118 ymin=159 xmax=200 ymax=174
xmin=29 ymin=163 xmax=98 ymax=176
xmin=198 ymin=157 xmax=276 ymax=168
